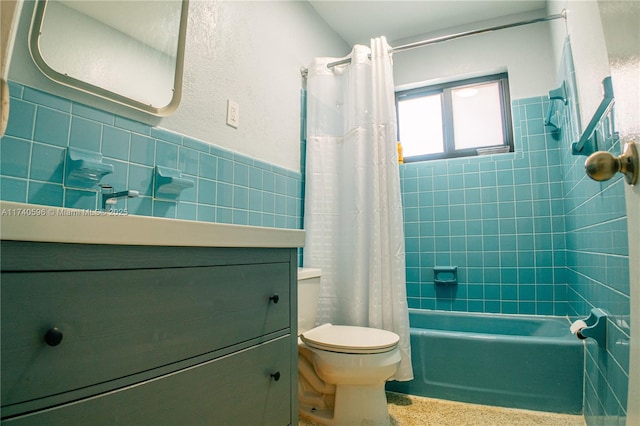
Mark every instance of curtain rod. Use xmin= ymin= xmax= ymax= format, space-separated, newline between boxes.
xmin=301 ymin=9 xmax=566 ymax=78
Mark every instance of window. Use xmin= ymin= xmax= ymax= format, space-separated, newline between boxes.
xmin=396 ymin=73 xmax=513 ymax=162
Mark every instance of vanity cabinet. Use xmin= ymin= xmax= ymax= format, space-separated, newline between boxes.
xmin=0 ymin=241 xmax=298 ymax=425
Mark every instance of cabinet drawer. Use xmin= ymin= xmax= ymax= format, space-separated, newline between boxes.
xmin=2 ymin=335 xmax=291 ymax=426
xmin=1 ymin=263 xmax=290 ymax=408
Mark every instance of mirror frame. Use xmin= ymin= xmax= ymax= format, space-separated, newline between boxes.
xmin=28 ymin=0 xmax=189 ymax=116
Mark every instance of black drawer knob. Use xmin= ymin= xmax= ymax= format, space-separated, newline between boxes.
xmin=44 ymin=327 xmax=63 ymax=346
xmin=269 ymin=294 xmax=279 ymax=304
xmin=270 ymin=371 xmax=281 ymax=382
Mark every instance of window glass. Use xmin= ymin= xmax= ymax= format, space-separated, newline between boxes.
xmin=451 ymin=82 xmax=504 ymax=150
xmin=397 ymin=94 xmax=444 ymax=156
xmin=396 ymin=73 xmax=513 ymax=162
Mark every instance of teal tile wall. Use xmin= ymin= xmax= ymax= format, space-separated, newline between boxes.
xmin=400 ymin=95 xmax=568 ymax=315
xmin=556 ymin=58 xmax=630 ymax=425
xmin=1 ymin=82 xmax=303 ymax=230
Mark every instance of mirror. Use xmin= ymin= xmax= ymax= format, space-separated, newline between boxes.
xmin=29 ymin=0 xmax=188 ymax=116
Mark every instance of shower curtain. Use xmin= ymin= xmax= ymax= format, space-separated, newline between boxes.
xmin=303 ymin=37 xmax=413 ymax=381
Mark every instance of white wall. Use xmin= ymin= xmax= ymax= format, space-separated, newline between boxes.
xmin=547 ymin=0 xmax=611 ymax=129
xmin=9 ymin=1 xmax=349 ymax=172
xmin=391 ymin=11 xmax=559 ymax=100
xmin=162 ymin=1 xmax=348 ymax=172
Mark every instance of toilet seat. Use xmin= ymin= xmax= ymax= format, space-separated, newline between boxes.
xmin=300 ymin=323 xmax=399 ymax=354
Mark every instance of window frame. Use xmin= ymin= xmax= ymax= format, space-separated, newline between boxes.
xmin=396 ymin=73 xmax=514 ymax=162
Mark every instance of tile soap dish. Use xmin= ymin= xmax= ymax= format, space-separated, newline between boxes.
xmin=434 ymin=266 xmax=458 ymax=285
xmin=65 ymin=147 xmax=114 ymax=189
xmin=154 ymin=166 xmax=194 ymax=200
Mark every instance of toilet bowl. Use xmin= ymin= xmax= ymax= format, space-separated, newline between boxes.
xmin=297 ymin=268 xmax=401 ymax=426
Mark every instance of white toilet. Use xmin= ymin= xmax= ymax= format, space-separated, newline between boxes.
xmin=297 ymin=268 xmax=401 ymax=426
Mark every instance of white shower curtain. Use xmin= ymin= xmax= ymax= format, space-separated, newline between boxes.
xmin=303 ymin=37 xmax=413 ymax=381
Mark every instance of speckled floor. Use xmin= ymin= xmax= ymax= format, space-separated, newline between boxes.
xmin=299 ymin=391 xmax=587 ymax=426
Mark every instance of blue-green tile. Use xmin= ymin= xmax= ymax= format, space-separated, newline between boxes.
xmin=153 ymin=200 xmax=176 ymax=218
xmin=69 ymin=117 xmax=101 ymax=151
xmin=7 ymin=81 xmax=24 ymax=98
xmin=518 ymin=268 xmax=535 ymax=284
xmin=179 ymin=176 xmax=197 ymax=203
xmin=263 ymin=171 xmax=275 ymax=192
xmin=501 ymin=302 xmax=518 ymax=314
xmin=28 ymin=181 xmax=63 ymax=206
xmin=501 ymin=268 xmax=518 ymax=284
xmin=286 ymin=196 xmax=298 ymax=216
xmin=72 ymin=103 xmax=114 ymax=125
xmin=130 ymin=134 xmax=155 ymax=166
xmin=480 ymin=187 xmax=497 ymax=202
xmin=24 ymin=88 xmax=71 ymax=112
xmin=275 ymin=174 xmax=288 ymax=196
xmin=199 ymin=154 xmax=217 ymax=180
xmin=519 ymin=302 xmax=536 ymax=315
xmin=179 ymin=147 xmax=199 ymax=176
xmin=197 ymin=204 xmax=215 ymax=222
xmin=151 ymin=128 xmax=182 ymax=145
xmin=263 ymin=192 xmax=275 ymax=213
xmin=102 ymin=126 xmax=130 ymax=161
xmin=287 ymin=176 xmax=300 ymax=197
xmin=232 ymin=209 xmax=249 ymax=225
xmin=213 ymin=146 xmax=234 ymax=160
xmin=65 ymin=189 xmax=97 ymax=210
xmin=217 ymin=158 xmax=234 ymax=183
xmin=183 ymin=136 xmax=210 ymax=153
xmin=403 ymin=192 xmax=418 ymax=208
xmin=216 ymin=207 xmax=233 ymax=223
xmin=275 ymin=194 xmax=286 ymax=214
xmin=34 ymin=107 xmax=70 ymax=147
xmin=1 ymin=136 xmax=31 ymax=178
xmin=248 ymin=188 xmax=263 ymax=211
xmin=114 ymin=116 xmax=150 ymax=135
xmin=502 ymin=285 xmax=517 ymax=300
xmin=526 ymin=118 xmax=545 ymax=135
xmin=274 ymin=215 xmax=287 ymax=228
xmin=513 ymin=168 xmax=530 ymax=184
xmin=197 ymin=179 xmax=216 ymax=205
xmin=30 ymin=143 xmax=65 ymax=183
xmin=216 ymin=182 xmax=233 ymax=207
xmin=128 ymin=164 xmax=154 ymax=196
xmin=5 ymin=99 xmax=35 ymax=139
xmin=127 ymin=197 xmax=153 ymax=216
xmin=525 ymin=102 xmax=543 ymax=120
xmin=249 ymin=167 xmax=263 ymax=189
xmin=102 ymin=159 xmax=128 ymax=189
xmin=156 ymin=141 xmax=178 ymax=168
xmin=234 ymin=153 xmax=254 ymax=167
xmin=0 ymin=177 xmax=27 ymax=202
xmin=177 ymin=202 xmax=197 ymax=221
xmin=234 ymin=163 xmax=249 ymax=187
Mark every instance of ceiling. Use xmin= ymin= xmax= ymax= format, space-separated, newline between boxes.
xmin=308 ymin=1 xmax=547 ymax=47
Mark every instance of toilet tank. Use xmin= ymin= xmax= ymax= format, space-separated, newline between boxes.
xmin=297 ymin=268 xmax=321 ymax=334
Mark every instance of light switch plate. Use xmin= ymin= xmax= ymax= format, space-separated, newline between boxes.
xmin=226 ymin=99 xmax=239 ymax=128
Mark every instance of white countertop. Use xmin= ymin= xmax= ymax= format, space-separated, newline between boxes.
xmin=0 ymin=201 xmax=305 ymax=248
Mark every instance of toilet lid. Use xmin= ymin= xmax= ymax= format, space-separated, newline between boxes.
xmin=300 ymin=324 xmax=399 ymax=354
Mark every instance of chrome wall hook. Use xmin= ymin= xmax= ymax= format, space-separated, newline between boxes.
xmin=584 ymin=141 xmax=638 ymax=186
